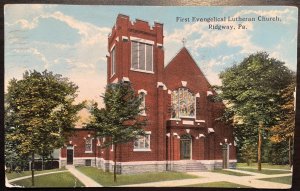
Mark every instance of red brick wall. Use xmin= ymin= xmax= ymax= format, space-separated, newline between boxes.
xmin=105 ymin=14 xmax=166 ymax=162
xmin=72 ymin=14 xmax=237 ymax=163
xmin=61 ymin=130 xmax=97 ymax=158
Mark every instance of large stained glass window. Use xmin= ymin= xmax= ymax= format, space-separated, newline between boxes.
xmin=171 ymin=88 xmax=196 ymax=118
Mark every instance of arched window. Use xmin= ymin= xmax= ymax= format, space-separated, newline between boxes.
xmin=111 ymin=46 xmax=116 ymax=77
xmin=138 ymin=89 xmax=147 ymax=116
xmin=171 ymin=88 xmax=196 ymax=118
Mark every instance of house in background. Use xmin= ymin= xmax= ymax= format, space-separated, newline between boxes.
xmin=59 ymin=14 xmax=237 ymax=174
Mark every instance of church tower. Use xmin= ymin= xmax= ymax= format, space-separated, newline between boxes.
xmin=106 ymin=14 xmax=167 ymax=165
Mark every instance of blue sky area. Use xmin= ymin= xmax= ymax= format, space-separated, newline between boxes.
xmin=5 ymin=5 xmax=298 ymax=108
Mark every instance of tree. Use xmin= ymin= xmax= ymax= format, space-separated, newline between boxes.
xmin=88 ymin=81 xmax=147 ymax=182
xmin=240 ymin=140 xmax=257 ymax=166
xmin=5 ymin=70 xmax=84 ymax=186
xmin=269 ymin=82 xmax=296 ymax=166
xmin=217 ymin=52 xmax=294 ymax=170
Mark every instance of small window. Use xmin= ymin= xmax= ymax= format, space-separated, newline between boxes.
xmin=111 ymin=47 xmax=116 ymax=76
xmin=85 ymin=138 xmax=93 ymax=153
xmin=134 ymin=133 xmax=151 ymax=151
xmin=85 ymin=159 xmax=92 ymax=166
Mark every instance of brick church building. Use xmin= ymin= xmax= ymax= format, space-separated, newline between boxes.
xmin=59 ymin=14 xmax=237 ymax=174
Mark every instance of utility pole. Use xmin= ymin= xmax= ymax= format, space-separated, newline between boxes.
xmin=258 ymin=121 xmax=262 ymax=171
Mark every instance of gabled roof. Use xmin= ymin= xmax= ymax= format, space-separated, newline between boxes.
xmin=164 ymin=47 xmax=213 ymax=89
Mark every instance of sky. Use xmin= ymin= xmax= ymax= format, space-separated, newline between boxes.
xmin=4 ymin=5 xmax=298 ymax=111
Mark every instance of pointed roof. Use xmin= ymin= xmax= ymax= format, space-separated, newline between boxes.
xmin=164 ymin=47 xmax=213 ymax=92
xmin=164 ymin=47 xmax=214 ymax=92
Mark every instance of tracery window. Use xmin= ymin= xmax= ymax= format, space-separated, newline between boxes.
xmin=171 ymin=88 xmax=196 ymax=118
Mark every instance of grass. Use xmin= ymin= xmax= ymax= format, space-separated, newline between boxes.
xmin=237 ymin=163 xmax=291 ymax=170
xmin=12 ymin=172 xmax=84 ymax=187
xmin=213 ymin=169 xmax=251 ymax=176
xmin=6 ymin=167 xmax=66 ymax=180
xmin=259 ymin=176 xmax=292 ymax=185
xmin=180 ymin=181 xmax=251 ymax=188
xmin=236 ymin=168 xmax=291 ymax=175
xmin=76 ymin=166 xmax=199 ymax=186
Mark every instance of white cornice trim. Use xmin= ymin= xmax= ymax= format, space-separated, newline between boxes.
xmin=130 ymin=36 xmax=154 ymax=45
xmin=181 ymin=81 xmax=187 ymax=87
xmin=138 ymin=89 xmax=148 ymax=95
xmin=157 ymin=82 xmax=167 ymax=90
xmin=208 ymin=128 xmax=215 ymax=133
xmin=122 ymin=36 xmax=129 ymax=41
xmin=157 ymin=43 xmax=163 ymax=47
xmin=122 ymin=77 xmax=130 ymax=82
xmin=207 ymin=91 xmax=213 ymax=96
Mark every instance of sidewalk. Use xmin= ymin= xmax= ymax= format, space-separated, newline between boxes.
xmin=66 ymin=165 xmax=102 ymax=187
xmin=238 ymin=167 xmax=292 ymax=172
xmin=224 ymin=168 xmax=266 ymax=176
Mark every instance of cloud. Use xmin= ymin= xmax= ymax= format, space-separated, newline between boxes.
xmin=5 ymin=8 xmax=110 ymax=109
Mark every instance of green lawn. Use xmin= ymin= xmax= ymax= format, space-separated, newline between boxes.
xmin=180 ymin=181 xmax=252 ymax=188
xmin=12 ymin=172 xmax=84 ymax=187
xmin=76 ymin=166 xmax=199 ymax=186
xmin=6 ymin=168 xmax=66 ymax=180
xmin=213 ymin=169 xmax=251 ymax=176
xmin=236 ymin=168 xmax=291 ymax=175
xmin=237 ymin=163 xmax=291 ymax=170
xmin=259 ymin=176 xmax=292 ymax=185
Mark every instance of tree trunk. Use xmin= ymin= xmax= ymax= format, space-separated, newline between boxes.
xmin=258 ymin=121 xmax=262 ymax=171
xmin=31 ymin=151 xmax=35 ymax=186
xmin=292 ymin=133 xmax=294 ymax=166
xmin=51 ymin=155 xmax=53 ymax=169
xmin=42 ymin=155 xmax=44 ymax=171
xmin=289 ymin=136 xmax=292 ymax=167
xmin=114 ymin=144 xmax=117 ymax=182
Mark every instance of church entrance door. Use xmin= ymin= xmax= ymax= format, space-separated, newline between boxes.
xmin=67 ymin=145 xmax=74 ymax=165
xmin=180 ymin=134 xmax=192 ymax=160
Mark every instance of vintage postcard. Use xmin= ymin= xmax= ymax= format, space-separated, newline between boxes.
xmin=4 ymin=5 xmax=297 ymax=189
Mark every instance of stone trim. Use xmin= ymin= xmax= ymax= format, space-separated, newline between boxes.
xmin=130 ymin=36 xmax=154 ymax=45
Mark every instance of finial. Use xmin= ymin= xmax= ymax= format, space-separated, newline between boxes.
xmin=182 ymin=38 xmax=186 ymax=47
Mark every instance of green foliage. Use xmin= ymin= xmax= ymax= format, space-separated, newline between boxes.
xmin=87 ymin=81 xmax=147 ymax=182
xmin=5 ymin=70 xmax=84 ymax=162
xmin=88 ymin=81 xmax=147 ymax=147
xmin=270 ymin=82 xmax=295 ymax=142
xmin=267 ymin=141 xmax=289 ymax=165
xmin=240 ymin=140 xmax=257 ymax=165
xmin=217 ymin=52 xmax=295 ymax=164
